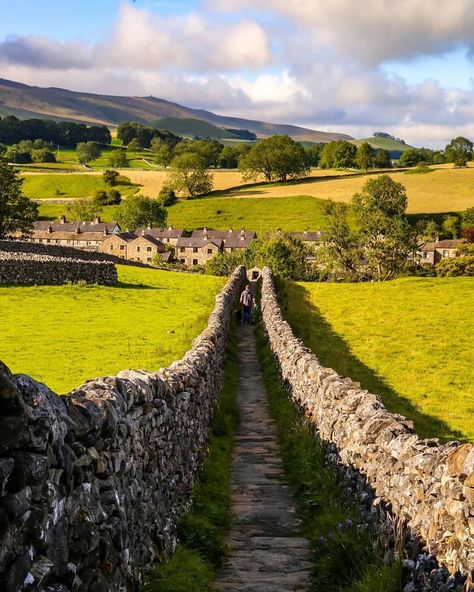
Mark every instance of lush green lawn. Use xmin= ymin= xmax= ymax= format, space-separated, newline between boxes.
xmin=167 ymin=195 xmax=333 ymax=234
xmin=22 ymin=173 xmax=139 ymax=199
xmin=279 ymin=277 xmax=474 ymax=442
xmin=0 ymin=266 xmax=224 ymax=394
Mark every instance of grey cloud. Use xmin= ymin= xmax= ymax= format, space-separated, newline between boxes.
xmin=0 ymin=36 xmax=91 ymax=69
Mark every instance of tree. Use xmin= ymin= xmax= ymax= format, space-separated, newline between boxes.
xmin=352 ymin=175 xmax=415 ymax=280
xmin=356 ymin=141 xmax=375 ymax=171
xmin=0 ymin=159 xmax=38 ymax=238
xmin=437 ymin=243 xmax=474 ymax=277
xmin=107 ymin=150 xmax=128 ymax=168
xmin=250 ymin=233 xmax=315 ymax=280
xmin=398 ymin=148 xmax=425 ymax=167
xmin=373 ymin=149 xmax=392 ymax=168
xmin=319 ymin=140 xmax=357 ymax=169
xmin=442 ymin=215 xmax=461 ymax=239
xmin=154 ymin=143 xmax=173 ymax=167
xmin=218 ymin=145 xmax=240 ymax=169
xmin=103 ymin=169 xmax=120 ymax=186
xmin=93 ymin=189 xmax=121 ymax=206
xmin=239 ymin=135 xmax=309 ymax=182
xmin=462 ymin=207 xmax=474 ymax=228
xmin=445 ymin=136 xmax=473 ymax=167
xmin=66 ymin=197 xmax=102 ymax=222
xmin=127 ymin=138 xmax=141 ymax=155
xmin=304 ymin=144 xmax=322 ymax=167
xmin=167 ymin=152 xmax=213 ymax=198
xmin=31 ymin=149 xmax=56 ymax=163
xmin=319 ymin=201 xmax=362 ymax=281
xmin=116 ymin=195 xmax=167 ymax=231
xmin=159 ymin=186 xmax=178 ymax=206
xmin=76 ymin=141 xmax=101 ymax=165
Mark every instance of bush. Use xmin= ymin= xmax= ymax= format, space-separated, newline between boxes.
xmin=31 ymin=149 xmax=57 ymax=163
xmin=159 ymin=185 xmax=178 ymax=206
xmin=93 ymin=189 xmax=122 ymax=206
xmin=107 ymin=150 xmax=128 ymax=168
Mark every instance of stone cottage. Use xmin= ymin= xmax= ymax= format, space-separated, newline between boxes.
xmin=176 ymin=236 xmax=223 ymax=267
xmin=134 ymin=225 xmax=186 ymax=248
xmin=418 ymin=239 xmax=463 ymax=265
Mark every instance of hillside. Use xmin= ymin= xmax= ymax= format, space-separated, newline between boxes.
xmin=0 ymin=78 xmax=352 ymax=143
xmin=153 ymin=117 xmax=240 ymax=139
xmin=351 ymin=136 xmax=413 ymax=158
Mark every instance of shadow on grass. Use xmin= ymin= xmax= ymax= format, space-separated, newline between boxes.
xmin=278 ymin=280 xmax=465 ymax=443
xmin=115 ymin=282 xmax=157 ymax=290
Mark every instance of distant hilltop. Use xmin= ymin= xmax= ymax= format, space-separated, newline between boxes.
xmin=0 ymin=78 xmax=352 ymax=143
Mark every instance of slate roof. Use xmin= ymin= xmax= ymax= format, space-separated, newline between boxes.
xmin=34 ymin=219 xmax=119 ymax=234
xmin=191 ymin=228 xmax=256 ymax=243
xmin=419 ymin=239 xmax=463 ymax=251
xmin=290 ymin=230 xmax=323 ymax=242
xmin=135 ymin=226 xmax=185 ymax=239
xmin=176 ymin=237 xmax=223 ymax=249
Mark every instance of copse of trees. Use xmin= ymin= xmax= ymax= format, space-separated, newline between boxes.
xmin=239 ymin=135 xmax=309 ymax=182
xmin=76 ymin=141 xmax=101 ymax=165
xmin=117 ymin=121 xmax=180 ymax=149
xmin=319 ymin=140 xmax=357 ymax=169
xmin=166 ymin=152 xmax=213 ymax=198
xmin=115 ymin=194 xmax=167 ymax=231
xmin=0 ymin=115 xmax=111 ymax=147
xmin=444 ymin=136 xmax=473 ymax=167
xmin=0 ymin=158 xmax=38 ymax=238
xmin=4 ymin=140 xmax=57 ymax=164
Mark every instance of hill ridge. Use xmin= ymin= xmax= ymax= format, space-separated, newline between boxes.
xmin=0 ymin=78 xmax=352 ymax=143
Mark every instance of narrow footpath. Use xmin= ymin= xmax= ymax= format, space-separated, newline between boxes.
xmin=215 ymin=324 xmax=312 ymax=592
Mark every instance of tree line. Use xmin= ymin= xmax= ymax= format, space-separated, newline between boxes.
xmin=0 ymin=116 xmax=111 ymax=147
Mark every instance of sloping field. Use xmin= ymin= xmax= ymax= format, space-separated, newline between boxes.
xmin=280 ymin=277 xmax=474 ymax=442
xmin=22 ymin=173 xmax=139 ymax=199
xmin=221 ymin=165 xmax=474 ymax=213
xmin=0 ymin=265 xmax=224 ymax=393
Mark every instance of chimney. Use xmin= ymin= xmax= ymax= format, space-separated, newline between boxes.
xmin=47 ymin=225 xmax=52 ymax=234
xmin=229 ymin=227 xmax=233 ymax=234
xmin=103 ymin=228 xmax=108 ymax=236
xmin=59 ymin=215 xmax=66 ymax=224
xmin=240 ymin=228 xmax=245 ymax=240
xmin=142 ymin=229 xmax=146 ymax=236
xmin=168 ymin=225 xmax=173 ymax=231
xmin=203 ymin=227 xmax=208 ymax=239
xmin=147 ymin=223 xmax=151 ymax=230
xmin=303 ymin=229 xmax=308 ymax=237
xmin=94 ymin=216 xmax=101 ymax=225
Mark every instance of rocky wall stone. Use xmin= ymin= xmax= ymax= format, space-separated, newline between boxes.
xmin=260 ymin=266 xmax=474 ymax=581
xmin=0 ymin=252 xmax=117 ymax=286
xmin=0 ymin=265 xmax=246 ymax=591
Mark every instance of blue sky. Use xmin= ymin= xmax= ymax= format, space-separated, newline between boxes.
xmin=0 ymin=0 xmax=473 ymax=147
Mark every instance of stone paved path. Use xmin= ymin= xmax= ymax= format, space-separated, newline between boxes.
xmin=215 ymin=323 xmax=312 ymax=592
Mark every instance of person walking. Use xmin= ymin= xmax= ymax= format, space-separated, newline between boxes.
xmin=240 ymin=284 xmax=253 ymax=325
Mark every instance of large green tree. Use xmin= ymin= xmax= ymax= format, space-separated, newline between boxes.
xmin=353 ymin=175 xmax=415 ymax=280
xmin=239 ymin=135 xmax=309 ymax=182
xmin=76 ymin=141 xmax=101 ymax=165
xmin=319 ymin=140 xmax=357 ymax=169
xmin=445 ymin=136 xmax=473 ymax=167
xmin=116 ymin=195 xmax=167 ymax=231
xmin=66 ymin=197 xmax=102 ymax=222
xmin=356 ymin=141 xmax=375 ymax=171
xmin=167 ymin=152 xmax=213 ymax=198
xmin=0 ymin=159 xmax=38 ymax=238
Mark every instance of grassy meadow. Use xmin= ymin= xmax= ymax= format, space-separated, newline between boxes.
xmin=279 ymin=277 xmax=474 ymax=442
xmin=0 ymin=266 xmax=224 ymax=394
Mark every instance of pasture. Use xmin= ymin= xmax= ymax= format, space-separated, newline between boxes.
xmin=21 ymin=173 xmax=139 ymax=200
xmin=279 ymin=277 xmax=474 ymax=442
xmin=0 ymin=266 xmax=224 ymax=393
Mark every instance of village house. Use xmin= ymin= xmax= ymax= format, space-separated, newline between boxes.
xmin=191 ymin=227 xmax=257 ymax=251
xmin=99 ymin=232 xmax=137 ymax=258
xmin=134 ymin=225 xmax=186 ymax=248
xmin=100 ymin=233 xmax=167 ymax=263
xmin=26 ymin=216 xmax=120 ymax=251
xmin=290 ymin=230 xmax=323 ymax=248
xmin=417 ymin=239 xmax=464 ymax=265
xmin=176 ymin=236 xmax=223 ymax=267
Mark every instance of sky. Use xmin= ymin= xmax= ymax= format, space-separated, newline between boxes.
xmin=0 ymin=0 xmax=473 ymax=148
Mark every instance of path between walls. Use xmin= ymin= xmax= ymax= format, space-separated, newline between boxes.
xmin=215 ymin=323 xmax=312 ymax=592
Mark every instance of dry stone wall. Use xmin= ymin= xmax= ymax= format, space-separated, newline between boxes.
xmin=260 ymin=266 xmax=474 ymax=580
xmin=0 ymin=266 xmax=245 ymax=592
xmin=0 ymin=252 xmax=117 ymax=286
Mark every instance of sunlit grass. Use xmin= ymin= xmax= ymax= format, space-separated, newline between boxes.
xmin=279 ymin=277 xmax=474 ymax=441
xmin=0 ymin=266 xmax=224 ymax=393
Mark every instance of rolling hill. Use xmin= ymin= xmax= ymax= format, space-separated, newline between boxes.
xmin=0 ymin=78 xmax=352 ymax=143
xmin=351 ymin=136 xmax=413 ymax=158
xmin=152 ymin=117 xmax=240 ymax=139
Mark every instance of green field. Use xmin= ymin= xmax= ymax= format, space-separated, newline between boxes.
xmin=351 ymin=136 xmax=412 ymax=153
xmin=279 ymin=277 xmax=474 ymax=442
xmin=22 ymin=173 xmax=139 ymax=199
xmin=167 ymin=195 xmax=333 ymax=234
xmin=0 ymin=266 xmax=224 ymax=393
xmin=153 ymin=117 xmax=237 ymax=139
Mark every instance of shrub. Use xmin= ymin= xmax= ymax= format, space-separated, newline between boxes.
xmin=159 ymin=185 xmax=178 ymax=206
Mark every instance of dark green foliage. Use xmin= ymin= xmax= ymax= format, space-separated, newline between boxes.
xmin=117 ymin=121 xmax=180 ymax=148
xmin=107 ymin=149 xmax=128 ymax=168
xmin=0 ymin=116 xmax=111 ymax=147
xmin=462 ymin=207 xmax=474 ymax=228
xmin=144 ymin=329 xmax=238 ymax=591
xmin=159 ymin=186 xmax=178 ymax=206
xmin=103 ymin=169 xmax=119 ymax=186
xmin=76 ymin=141 xmax=101 ymax=164
xmin=94 ymin=189 xmax=121 ymax=206
xmin=0 ymin=158 xmax=38 ymax=237
xmin=167 ymin=153 xmax=213 ymax=197
xmin=320 ymin=140 xmax=357 ymax=169
xmin=239 ymin=135 xmax=310 ymax=181
xmin=437 ymin=243 xmax=474 ymax=276
xmin=255 ymin=323 xmax=403 ymax=592
xmin=304 ymin=143 xmax=323 ymax=167
xmin=445 ymin=136 xmax=473 ymax=166
xmin=116 ymin=194 xmax=167 ymax=230
xmin=398 ymin=148 xmax=425 ymax=167
xmin=373 ymin=149 xmax=392 ymax=168
xmin=356 ymin=141 xmax=375 ymax=171
xmin=442 ymin=215 xmax=461 ymax=239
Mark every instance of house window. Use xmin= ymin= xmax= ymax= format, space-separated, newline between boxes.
xmin=120 ymin=245 xmax=125 ymax=250
xmin=46 ymin=239 xmax=51 ymax=243
xmin=207 ymin=248 xmax=213 ymax=254
xmin=443 ymin=250 xmax=449 ymax=258
xmin=167 ymin=238 xmax=170 ymax=242
xmin=180 ymin=247 xmax=185 ymax=253
xmin=147 ymin=247 xmax=152 ymax=252
xmin=147 ymin=257 xmax=151 ymax=262
xmin=180 ymin=258 xmax=186 ymax=264
xmin=137 ymin=246 xmax=141 ymax=252
xmin=422 ymin=252 xmax=428 ymax=259
xmin=193 ymin=247 xmax=198 ymax=253
xmin=192 ymin=259 xmax=198 ymax=265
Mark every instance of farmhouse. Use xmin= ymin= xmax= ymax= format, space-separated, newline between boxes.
xmin=99 ymin=232 xmax=137 ymax=258
xmin=135 ymin=225 xmax=185 ymax=247
xmin=128 ymin=235 xmax=167 ymax=263
xmin=290 ymin=230 xmax=323 ymax=247
xmin=25 ymin=216 xmax=120 ymax=251
xmin=418 ymin=239 xmax=463 ymax=265
xmin=176 ymin=236 xmax=223 ymax=267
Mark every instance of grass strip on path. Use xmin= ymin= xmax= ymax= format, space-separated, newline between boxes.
xmin=255 ymin=322 xmax=403 ymax=592
xmin=143 ymin=326 xmax=238 ymax=592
